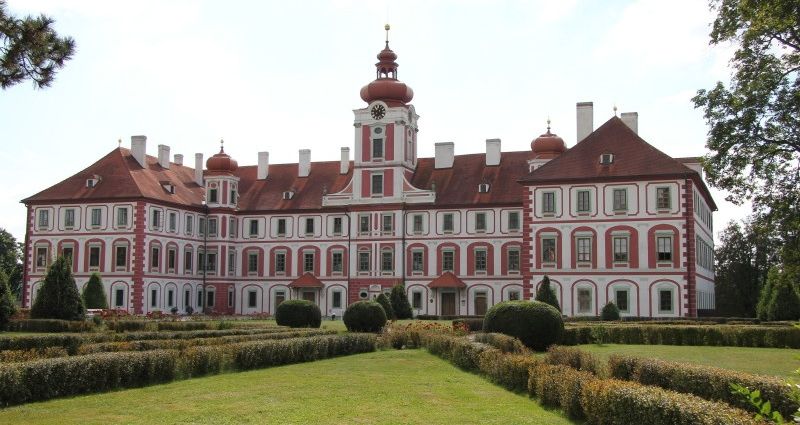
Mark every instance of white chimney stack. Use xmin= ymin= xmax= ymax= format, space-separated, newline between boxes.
xmin=299 ymin=149 xmax=311 ymax=177
xmin=621 ymin=112 xmax=639 ymax=134
xmin=340 ymin=147 xmax=350 ymax=174
xmin=257 ymin=152 xmax=269 ymax=179
xmin=174 ymin=154 xmax=183 ymax=166
xmin=576 ymin=102 xmax=594 ymax=142
xmin=158 ymin=144 xmax=170 ymax=169
xmin=434 ymin=142 xmax=454 ymax=169
xmin=485 ymin=139 xmax=501 ymax=166
xmin=131 ymin=135 xmax=147 ymax=168
xmin=194 ymin=153 xmax=204 ymax=186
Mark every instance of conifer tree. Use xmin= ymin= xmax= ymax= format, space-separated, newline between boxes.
xmin=756 ymin=267 xmax=778 ymax=320
xmin=389 ymin=284 xmax=413 ymax=319
xmin=30 ymin=256 xmax=85 ymax=320
xmin=82 ymin=273 xmax=107 ymax=309
xmin=766 ymin=271 xmax=800 ymax=321
xmin=0 ymin=269 xmax=16 ymax=329
xmin=376 ymin=293 xmax=395 ymax=320
xmin=535 ymin=275 xmax=561 ymax=312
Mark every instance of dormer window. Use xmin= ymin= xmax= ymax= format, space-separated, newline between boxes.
xmin=600 ymin=153 xmax=614 ymax=165
xmin=478 ymin=183 xmax=490 ymax=193
xmin=162 ymin=183 xmax=175 ymax=194
xmin=208 ymin=188 xmax=218 ymax=203
xmin=282 ymin=191 xmax=294 ymax=200
xmin=86 ymin=178 xmax=98 ymax=188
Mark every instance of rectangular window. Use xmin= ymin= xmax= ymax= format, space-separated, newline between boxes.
xmin=230 ymin=188 xmax=237 ymax=205
xmin=209 ymin=188 xmax=218 ymax=203
xmin=381 ymin=250 xmax=393 ymax=272
xmin=36 ymin=247 xmax=48 ymax=268
xmin=117 ymin=208 xmax=129 ymax=227
xmin=412 ymin=250 xmax=424 ymax=272
xmin=412 ymin=215 xmax=423 ymax=233
xmin=249 ymin=219 xmax=258 ymax=237
xmin=358 ymin=251 xmax=370 ymax=272
xmin=542 ymin=238 xmax=556 ymax=263
xmin=332 ymin=251 xmax=343 ymax=273
xmin=359 ymin=215 xmax=370 ymax=234
xmin=412 ymin=292 xmax=422 ymax=309
xmin=38 ymin=210 xmax=49 ymax=228
xmin=64 ymin=209 xmax=75 ymax=228
xmin=228 ymin=290 xmax=234 ymax=308
xmin=275 ymin=252 xmax=286 ymax=273
xmin=332 ymin=291 xmax=342 ymax=309
xmin=169 ymin=212 xmax=177 ymax=232
xmin=508 ymin=249 xmax=520 ymax=272
xmin=372 ymin=138 xmax=383 ymax=158
xmin=151 ymin=210 xmax=161 ymax=230
xmin=277 ymin=218 xmax=286 ymax=236
xmin=509 ymin=291 xmax=520 ymax=301
xmin=304 ymin=252 xmax=315 ymax=273
xmin=197 ymin=290 xmax=204 ymax=308
xmin=206 ymin=253 xmax=217 ymax=273
xmin=382 ymin=214 xmax=393 ymax=233
xmin=199 ymin=217 xmax=207 ymax=236
xmin=508 ymin=211 xmax=520 ymax=232
xmin=248 ymin=252 xmax=259 ymax=274
xmin=248 ymin=290 xmax=257 ymax=308
xmin=615 ymin=289 xmax=629 ymax=312
xmin=542 ymin=192 xmax=555 ymax=214
xmin=576 ymin=190 xmax=590 ymax=212
xmin=115 ymin=289 xmax=124 ymax=307
xmin=150 ymin=289 xmax=158 ymax=308
xmin=88 ymin=246 xmax=100 ymax=269
xmin=168 ymin=249 xmax=176 ymax=271
xmin=229 ymin=218 xmax=237 ymax=238
xmin=613 ymin=188 xmax=627 ymax=211
xmin=305 ymin=218 xmax=314 ymax=235
xmin=371 ymin=173 xmax=383 ymax=195
xmin=475 ymin=212 xmax=487 ymax=232
xmin=657 ymin=236 xmax=672 ymax=262
xmin=659 ymin=289 xmax=673 ymax=313
xmin=62 ymin=246 xmax=73 ymax=262
xmin=167 ymin=290 xmax=174 ymax=308
xmin=91 ymin=208 xmax=102 ymax=227
xmin=228 ymin=250 xmax=236 ymax=274
xmin=656 ymin=187 xmax=671 ymax=210
xmin=184 ymin=251 xmax=193 ymax=273
xmin=578 ymin=288 xmax=592 ymax=313
xmin=151 ymin=246 xmax=160 ymax=269
xmin=613 ymin=237 xmax=629 ymax=262
xmin=208 ymin=218 xmax=218 ymax=237
xmin=576 ymin=237 xmax=591 ymax=263
xmin=185 ymin=215 xmax=194 ymax=235
xmin=443 ymin=213 xmax=454 ymax=233
xmin=206 ymin=290 xmax=215 ymax=308
xmin=474 ymin=249 xmax=487 ymax=272
xmin=333 ymin=217 xmax=343 ymax=235
xmin=442 ymin=250 xmax=455 ymax=272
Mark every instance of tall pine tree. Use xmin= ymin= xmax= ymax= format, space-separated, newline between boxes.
xmin=535 ymin=275 xmax=560 ymax=312
xmin=376 ymin=293 xmax=395 ymax=320
xmin=389 ymin=284 xmax=413 ymax=319
xmin=0 ymin=269 xmax=16 ymax=329
xmin=82 ymin=273 xmax=107 ymax=309
xmin=30 ymin=256 xmax=85 ymax=320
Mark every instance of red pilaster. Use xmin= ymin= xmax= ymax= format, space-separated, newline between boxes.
xmin=132 ymin=201 xmax=146 ymax=314
xmin=683 ymin=179 xmax=697 ymax=317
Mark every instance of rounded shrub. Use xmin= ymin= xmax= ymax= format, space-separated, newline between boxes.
xmin=275 ymin=300 xmax=321 ymax=328
xmin=601 ymin=302 xmax=621 ymax=321
xmin=483 ymin=300 xmax=563 ymax=352
xmin=343 ymin=301 xmax=387 ymax=333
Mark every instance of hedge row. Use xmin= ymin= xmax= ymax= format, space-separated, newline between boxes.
xmin=561 ymin=324 xmax=800 ymax=348
xmin=420 ymin=333 xmax=488 ymax=371
xmin=609 ymin=354 xmax=798 ymax=418
xmin=472 ymin=332 xmax=528 ymax=354
xmin=0 ymin=347 xmax=68 ymax=363
xmin=0 ymin=333 xmax=376 ymax=407
xmin=544 ymin=346 xmax=604 ymax=375
xmin=477 ymin=348 xmax=540 ymax=393
xmin=105 ymin=319 xmax=275 ymax=332
xmin=77 ymin=329 xmax=337 ymax=355
xmin=8 ymin=319 xmax=95 ymax=333
xmin=452 ymin=318 xmax=484 ymax=331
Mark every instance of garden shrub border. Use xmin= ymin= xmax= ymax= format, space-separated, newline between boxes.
xmin=561 ymin=324 xmax=800 ymax=348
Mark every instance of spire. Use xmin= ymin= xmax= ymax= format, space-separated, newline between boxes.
xmin=219 ymin=138 xmax=225 ymax=153
xmin=385 ymin=23 xmax=390 ymax=48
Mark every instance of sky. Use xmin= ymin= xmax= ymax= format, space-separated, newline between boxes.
xmin=0 ymin=0 xmax=751 ymax=243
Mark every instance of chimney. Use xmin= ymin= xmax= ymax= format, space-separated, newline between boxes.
xmin=340 ymin=147 xmax=350 ymax=174
xmin=194 ymin=153 xmax=204 ymax=186
xmin=257 ymin=152 xmax=269 ymax=179
xmin=435 ymin=142 xmax=455 ymax=169
xmin=485 ymin=139 xmax=501 ymax=166
xmin=174 ymin=154 xmax=184 ymax=166
xmin=576 ymin=102 xmax=594 ymax=142
xmin=158 ymin=144 xmax=170 ymax=169
xmin=299 ymin=149 xmax=311 ymax=177
xmin=621 ymin=112 xmax=638 ymax=134
xmin=131 ymin=135 xmax=147 ymax=168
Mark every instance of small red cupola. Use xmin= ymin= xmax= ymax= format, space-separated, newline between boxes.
xmin=531 ymin=120 xmax=567 ymax=159
xmin=359 ymin=24 xmax=414 ymax=107
xmin=206 ymin=140 xmax=238 ymax=174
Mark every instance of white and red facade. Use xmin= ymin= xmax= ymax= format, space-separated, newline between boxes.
xmin=20 ymin=34 xmax=716 ymax=317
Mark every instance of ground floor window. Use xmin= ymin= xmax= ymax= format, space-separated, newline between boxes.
xmin=228 ymin=289 xmax=234 ymax=308
xmin=614 ymin=288 xmax=629 ymax=313
xmin=115 ymin=288 xmax=124 ymax=307
xmin=197 ymin=290 xmax=203 ymax=308
xmin=577 ymin=288 xmax=592 ymax=313
xmin=248 ymin=290 xmax=257 ymax=308
xmin=207 ymin=290 xmax=215 ymax=308
xmin=275 ymin=290 xmax=286 ymax=309
xmin=412 ymin=291 xmax=422 ymax=309
xmin=508 ymin=290 xmax=520 ymax=301
xmin=474 ymin=291 xmax=488 ymax=315
xmin=167 ymin=289 xmax=174 ymax=308
xmin=659 ymin=289 xmax=674 ymax=313
xmin=150 ymin=288 xmax=158 ymax=308
xmin=184 ymin=290 xmax=190 ymax=310
xmin=332 ymin=291 xmax=342 ymax=309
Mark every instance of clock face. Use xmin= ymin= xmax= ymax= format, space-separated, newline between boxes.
xmin=371 ymin=104 xmax=386 ymax=120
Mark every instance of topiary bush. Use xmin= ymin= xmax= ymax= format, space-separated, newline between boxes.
xmin=30 ymin=256 xmax=85 ymax=321
xmin=535 ymin=275 xmax=561 ymax=312
xmin=483 ymin=300 xmax=564 ymax=351
xmin=600 ymin=301 xmax=621 ymax=321
xmin=766 ymin=272 xmax=800 ymax=321
xmin=343 ymin=301 xmax=387 ymax=332
xmin=274 ymin=300 xmax=321 ymax=328
xmin=375 ymin=293 xmax=395 ymax=320
xmin=82 ymin=273 xmax=108 ymax=309
xmin=389 ymin=284 xmax=413 ymax=319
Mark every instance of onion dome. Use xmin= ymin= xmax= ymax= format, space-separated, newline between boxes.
xmin=206 ymin=140 xmax=238 ymax=173
xmin=531 ymin=120 xmax=567 ymax=159
xmin=359 ymin=24 xmax=414 ymax=107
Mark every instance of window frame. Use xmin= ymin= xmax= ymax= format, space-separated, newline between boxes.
xmin=412 ymin=214 xmax=424 ymax=234
xmin=474 ymin=248 xmax=487 ymax=273
xmin=303 ymin=251 xmax=315 ymax=273
xmin=442 ymin=250 xmax=455 ymax=272
xmin=381 ymin=214 xmax=393 ymax=233
xmin=657 ymin=235 xmax=673 ymax=262
xmin=658 ymin=288 xmax=674 ymax=313
xmin=358 ymin=250 xmax=371 ymax=272
xmin=656 ymin=187 xmax=671 ymax=210
xmin=541 ymin=237 xmax=557 ymax=264
xmin=304 ymin=217 xmax=315 ymax=235
xmin=613 ymin=236 xmax=629 ymax=263
xmin=576 ymin=237 xmax=591 ymax=263
xmin=442 ymin=213 xmax=454 ymax=233
xmin=38 ymin=209 xmax=49 ymax=229
xmin=248 ymin=252 xmax=259 ymax=275
xmin=576 ymin=190 xmax=591 ymax=213
xmin=331 ymin=251 xmax=343 ymax=274
xmin=507 ymin=248 xmax=520 ymax=273
xmin=277 ymin=218 xmax=287 ymax=236
xmin=577 ymin=287 xmax=593 ymax=314
xmin=381 ymin=249 xmax=393 ymax=273
xmin=612 ymin=188 xmax=628 ymax=212
xmin=411 ymin=250 xmax=424 ymax=273
xmin=508 ymin=211 xmax=520 ymax=232
xmin=332 ymin=217 xmax=343 ymax=236
xmin=89 ymin=245 xmax=101 ymax=271
xmin=117 ymin=207 xmax=129 ymax=227
xmin=542 ymin=192 xmax=556 ymax=214
xmin=274 ymin=251 xmax=286 ymax=274
xmin=64 ymin=208 xmax=75 ymax=229
xmin=475 ymin=212 xmax=487 ymax=232
xmin=249 ymin=219 xmax=259 ymax=237
xmin=90 ymin=208 xmax=102 ymax=228
xmin=371 ymin=172 xmax=384 ymax=196
xmin=614 ymin=288 xmax=630 ymax=313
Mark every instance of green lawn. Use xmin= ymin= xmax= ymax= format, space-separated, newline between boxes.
xmin=0 ymin=349 xmax=573 ymax=425
xmin=578 ymin=344 xmax=800 ymax=379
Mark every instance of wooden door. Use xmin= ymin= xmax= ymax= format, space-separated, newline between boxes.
xmin=441 ymin=292 xmax=456 ymax=316
xmin=474 ymin=292 xmax=487 ymax=316
xmin=302 ymin=291 xmax=316 ymax=303
xmin=274 ymin=292 xmax=285 ymax=311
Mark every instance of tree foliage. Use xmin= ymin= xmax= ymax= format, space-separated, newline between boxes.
xmin=693 ymin=0 xmax=800 ymax=266
xmin=30 ymin=256 xmax=85 ymax=321
xmin=535 ymin=275 xmax=561 ymax=312
xmin=0 ymin=0 xmax=75 ymax=89
xmin=0 ymin=228 xmax=22 ymax=300
xmin=389 ymin=284 xmax=413 ymax=319
xmin=764 ymin=267 xmax=800 ymax=321
xmin=0 ymin=269 xmax=16 ymax=329
xmin=375 ymin=293 xmax=395 ymax=320
xmin=81 ymin=273 xmax=107 ymax=309
xmin=601 ymin=302 xmax=621 ymax=321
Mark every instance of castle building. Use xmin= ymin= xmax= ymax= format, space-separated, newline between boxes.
xmin=20 ymin=30 xmax=717 ymax=317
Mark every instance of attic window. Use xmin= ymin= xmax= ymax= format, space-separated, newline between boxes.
xmin=282 ymin=191 xmax=295 ymax=200
xmin=162 ymin=184 xmax=175 ymax=194
xmin=478 ymin=183 xmax=490 ymax=193
xmin=600 ymin=154 xmax=614 ymax=165
xmin=86 ymin=178 xmax=99 ymax=188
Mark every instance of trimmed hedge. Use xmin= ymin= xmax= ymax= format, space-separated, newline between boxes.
xmin=275 ymin=300 xmax=322 ymax=328
xmin=544 ymin=346 xmax=603 ymax=375
xmin=473 ymin=332 xmax=528 ymax=354
xmin=453 ymin=318 xmax=484 ymax=332
xmin=561 ymin=324 xmax=800 ymax=348
xmin=483 ymin=300 xmax=563 ymax=351
xmin=0 ymin=347 xmax=68 ymax=363
xmin=528 ymin=363 xmax=597 ymax=419
xmin=8 ymin=319 xmax=95 ymax=333
xmin=343 ymin=301 xmax=387 ymax=332
xmin=608 ymin=354 xmax=798 ymax=418
xmin=421 ymin=333 xmax=488 ymax=371
xmin=477 ymin=348 xmax=541 ymax=393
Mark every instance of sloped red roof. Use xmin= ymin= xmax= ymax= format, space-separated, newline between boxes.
xmin=288 ymin=273 xmax=324 ymax=288
xmin=236 ymin=161 xmax=353 ymax=211
xmin=428 ymin=272 xmax=467 ymax=289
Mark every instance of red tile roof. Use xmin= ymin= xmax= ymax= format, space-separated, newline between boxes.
xmin=288 ymin=273 xmax=324 ymax=288
xmin=428 ymin=272 xmax=467 ymax=289
xmin=236 ymin=162 xmax=353 ymax=211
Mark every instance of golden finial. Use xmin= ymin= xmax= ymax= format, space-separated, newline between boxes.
xmin=385 ymin=23 xmax=391 ymax=46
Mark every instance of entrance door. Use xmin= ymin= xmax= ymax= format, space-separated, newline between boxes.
xmin=274 ymin=291 xmax=285 ymax=312
xmin=302 ymin=291 xmax=316 ymax=303
xmin=441 ymin=292 xmax=456 ymax=316
xmin=474 ymin=292 xmax=487 ymax=316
